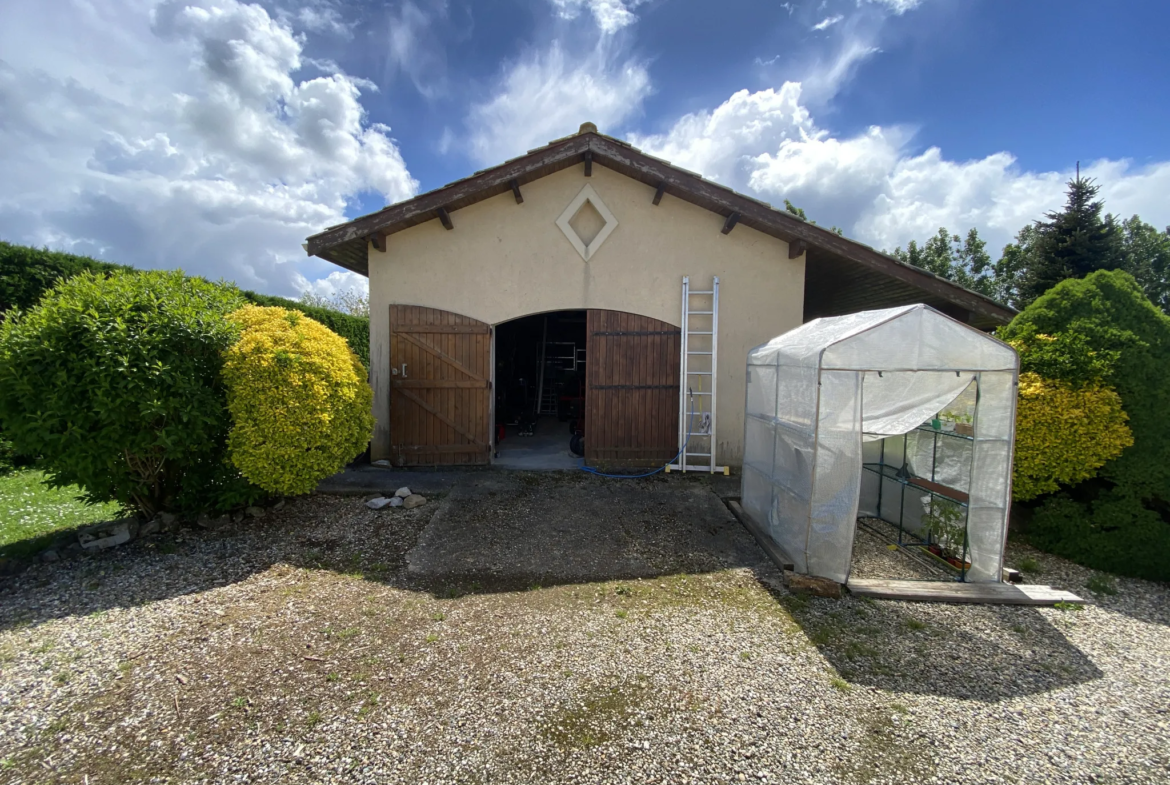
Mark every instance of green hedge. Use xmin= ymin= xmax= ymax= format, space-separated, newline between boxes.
xmin=1000 ymin=270 xmax=1170 ymax=580
xmin=0 ymin=241 xmax=131 ymax=314
xmin=0 ymin=241 xmax=369 ymax=366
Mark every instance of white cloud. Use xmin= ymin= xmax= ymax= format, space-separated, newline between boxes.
xmin=0 ymin=0 xmax=416 ymax=297
xmin=549 ymin=0 xmax=645 ymax=34
xmin=466 ymin=41 xmax=651 ymax=164
xmin=812 ymin=14 xmax=844 ymax=31
xmin=631 ymin=82 xmax=1170 ymax=255
xmin=299 ymin=269 xmax=369 ymax=298
xmin=862 ymin=0 xmax=925 ymax=14
xmin=384 ymin=1 xmax=450 ymax=98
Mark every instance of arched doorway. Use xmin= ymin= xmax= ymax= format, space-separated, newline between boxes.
xmin=387 ymin=305 xmax=680 ymax=468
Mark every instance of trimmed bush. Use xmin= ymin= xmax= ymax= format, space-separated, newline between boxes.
xmin=223 ymin=306 xmax=373 ymax=496
xmin=1012 ymin=372 xmax=1132 ymax=501
xmin=240 ymin=291 xmax=369 ymax=367
xmin=1001 ymin=270 xmax=1170 ymax=498
xmin=1001 ymin=270 xmax=1170 ymax=580
xmin=0 ymin=270 xmax=252 ymax=516
xmin=1028 ymin=491 xmax=1170 ymax=582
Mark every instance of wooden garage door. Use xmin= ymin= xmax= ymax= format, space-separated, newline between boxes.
xmin=389 ymin=306 xmax=491 ymax=466
xmin=585 ymin=310 xmax=681 ymax=464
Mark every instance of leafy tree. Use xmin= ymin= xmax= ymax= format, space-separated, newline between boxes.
xmin=1118 ymin=216 xmax=1170 ymax=313
xmin=891 ymin=228 xmax=998 ymax=298
xmin=1018 ymin=174 xmax=1123 ymax=305
xmin=784 ymin=200 xmax=844 ymax=236
xmin=300 ymin=288 xmax=370 ymax=317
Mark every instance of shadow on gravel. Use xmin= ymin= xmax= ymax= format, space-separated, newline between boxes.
xmin=780 ymin=591 xmax=1103 ymax=702
xmin=0 ymin=469 xmax=1105 ymax=706
xmin=399 ymin=472 xmax=774 ymax=596
xmin=0 ymin=471 xmax=770 ymax=632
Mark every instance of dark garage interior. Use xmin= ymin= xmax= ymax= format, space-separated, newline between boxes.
xmin=493 ymin=310 xmax=587 ymax=469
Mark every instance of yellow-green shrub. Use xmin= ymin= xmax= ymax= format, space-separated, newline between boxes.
xmin=223 ymin=305 xmax=373 ymax=495
xmin=1012 ymin=372 xmax=1132 ymax=501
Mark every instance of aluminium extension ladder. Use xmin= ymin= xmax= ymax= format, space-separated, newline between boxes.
xmin=668 ymin=276 xmax=729 ymax=474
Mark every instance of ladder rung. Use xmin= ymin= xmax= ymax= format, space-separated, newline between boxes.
xmin=687 ymin=391 xmax=712 ymax=395
xmin=684 ymin=452 xmax=711 ymax=457
xmin=688 ymin=310 xmax=713 ymax=315
xmin=687 ymin=351 xmax=712 ymax=355
xmin=688 ymin=331 xmax=713 ymax=335
xmin=688 ymin=290 xmax=714 ymax=295
xmin=686 ymin=371 xmax=712 ymax=375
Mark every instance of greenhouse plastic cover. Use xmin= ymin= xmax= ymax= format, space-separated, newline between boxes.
xmin=741 ymin=305 xmax=1018 ymax=584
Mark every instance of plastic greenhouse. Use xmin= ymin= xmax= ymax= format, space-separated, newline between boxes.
xmin=741 ymin=304 xmax=1019 ymax=585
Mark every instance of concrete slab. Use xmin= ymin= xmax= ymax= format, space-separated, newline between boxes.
xmin=404 ymin=472 xmax=773 ymax=592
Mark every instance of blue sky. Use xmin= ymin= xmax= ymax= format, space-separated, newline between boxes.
xmin=1 ymin=0 xmax=1167 ymax=299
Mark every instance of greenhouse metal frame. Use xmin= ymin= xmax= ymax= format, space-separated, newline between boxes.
xmin=741 ymin=304 xmax=1019 ymax=584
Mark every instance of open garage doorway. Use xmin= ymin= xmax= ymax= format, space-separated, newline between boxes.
xmin=494 ymin=311 xmax=587 ymax=469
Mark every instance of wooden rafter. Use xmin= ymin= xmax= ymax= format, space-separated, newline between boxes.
xmin=583 ymin=150 xmax=592 ymax=177
xmin=370 ymin=233 xmax=386 ymax=253
xmin=509 ymin=179 xmax=523 ymax=204
xmin=721 ymin=212 xmax=740 ymax=235
xmin=436 ymin=207 xmax=453 ymax=230
xmin=652 ymin=182 xmax=665 ymax=205
xmin=788 ymin=240 xmax=806 ymax=259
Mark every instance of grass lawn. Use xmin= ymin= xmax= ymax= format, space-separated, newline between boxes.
xmin=0 ymin=469 xmax=124 ymax=558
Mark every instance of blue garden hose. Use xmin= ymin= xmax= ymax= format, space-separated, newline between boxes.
xmin=580 ymin=389 xmax=696 ymax=479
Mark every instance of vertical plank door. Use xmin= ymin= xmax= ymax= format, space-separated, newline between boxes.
xmin=585 ymin=310 xmax=681 ymax=465
xmin=388 ymin=306 xmax=492 ymax=466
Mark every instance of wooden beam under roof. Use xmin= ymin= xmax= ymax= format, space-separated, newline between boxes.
xmin=370 ymin=233 xmax=386 ymax=253
xmin=652 ymin=182 xmax=665 ymax=205
xmin=721 ymin=212 xmax=740 ymax=235
xmin=436 ymin=207 xmax=453 ymax=230
xmin=583 ymin=150 xmax=592 ymax=177
xmin=788 ymin=240 xmax=806 ymax=259
xmin=509 ymin=179 xmax=523 ymax=204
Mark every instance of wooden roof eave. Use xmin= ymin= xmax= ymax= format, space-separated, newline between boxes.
xmin=306 ymin=132 xmax=1015 ymax=326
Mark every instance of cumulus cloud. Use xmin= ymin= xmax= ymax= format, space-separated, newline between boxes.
xmin=549 ymin=0 xmax=645 ymax=34
xmin=0 ymin=0 xmax=415 ymax=296
xmin=631 ymin=82 xmax=1170 ymax=255
xmin=466 ymin=41 xmax=651 ymax=163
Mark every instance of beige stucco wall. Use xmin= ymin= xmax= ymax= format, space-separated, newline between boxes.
xmin=368 ymin=163 xmax=805 ymax=466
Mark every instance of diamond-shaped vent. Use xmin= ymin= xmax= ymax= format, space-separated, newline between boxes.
xmin=556 ymin=184 xmax=617 ymax=261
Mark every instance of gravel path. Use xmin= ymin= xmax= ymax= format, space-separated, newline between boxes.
xmin=1 ymin=476 xmax=1167 ymax=784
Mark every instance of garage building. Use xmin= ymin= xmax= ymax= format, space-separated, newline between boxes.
xmin=305 ymin=123 xmax=1014 ymax=469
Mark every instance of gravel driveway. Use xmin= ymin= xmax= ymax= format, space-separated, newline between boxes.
xmin=0 ymin=472 xmax=1167 ymax=785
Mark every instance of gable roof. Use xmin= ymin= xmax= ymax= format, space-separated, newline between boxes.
xmin=305 ymin=126 xmax=1016 ymax=328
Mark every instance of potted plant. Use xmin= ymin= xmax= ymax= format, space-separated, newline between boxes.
xmin=955 ymin=414 xmax=974 ymax=437
xmin=919 ymin=495 xmax=970 ymax=571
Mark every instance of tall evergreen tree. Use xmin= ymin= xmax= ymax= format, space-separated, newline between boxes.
xmin=1018 ymin=173 xmax=1123 ymax=304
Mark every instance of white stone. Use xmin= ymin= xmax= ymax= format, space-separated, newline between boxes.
xmin=79 ymin=521 xmax=132 ymax=551
xmin=367 ymin=497 xmax=393 ymax=510
xmin=388 ymin=496 xmax=403 ymax=508
xmin=372 ymin=459 xmax=391 ymax=467
xmin=139 ymin=519 xmax=160 ymax=537
xmin=394 ymin=487 xmax=412 ymax=498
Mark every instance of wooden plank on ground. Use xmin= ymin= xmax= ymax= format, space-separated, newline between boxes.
xmin=845 ymin=578 xmax=1088 ymax=606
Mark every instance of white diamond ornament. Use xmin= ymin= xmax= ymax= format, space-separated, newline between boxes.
xmin=556 ymin=184 xmax=618 ymax=261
